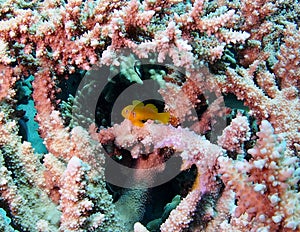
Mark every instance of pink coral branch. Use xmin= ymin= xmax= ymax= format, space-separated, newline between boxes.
xmin=0 ymin=0 xmax=299 ymax=231
xmin=217 ymin=66 xmax=300 ymax=147
xmin=59 ymin=156 xmax=94 ymax=231
xmin=218 ymin=120 xmax=300 ymax=230
xmin=217 ymin=113 xmax=251 ymax=153
xmin=160 ymin=188 xmax=202 ymax=232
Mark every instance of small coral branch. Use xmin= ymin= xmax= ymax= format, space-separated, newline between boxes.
xmin=218 ymin=120 xmax=300 ymax=231
xmin=59 ymin=157 xmax=94 ymax=231
xmin=217 ymin=113 xmax=251 ymax=153
xmin=217 ymin=65 xmax=300 ymax=147
xmin=160 ymin=188 xmax=202 ymax=232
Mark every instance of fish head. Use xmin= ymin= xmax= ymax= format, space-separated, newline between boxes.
xmin=121 ymin=105 xmax=133 ymax=119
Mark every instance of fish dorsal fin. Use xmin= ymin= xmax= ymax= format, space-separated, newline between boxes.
xmin=132 ymin=100 xmax=143 ymax=107
xmin=132 ymin=100 xmax=144 ymax=110
xmin=145 ymin=103 xmax=158 ymax=112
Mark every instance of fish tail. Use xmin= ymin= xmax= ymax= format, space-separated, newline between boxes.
xmin=157 ymin=112 xmax=170 ymax=124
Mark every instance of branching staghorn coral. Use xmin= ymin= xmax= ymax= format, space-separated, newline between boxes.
xmin=218 ymin=120 xmax=300 ymax=231
xmin=0 ymin=0 xmax=299 ymax=231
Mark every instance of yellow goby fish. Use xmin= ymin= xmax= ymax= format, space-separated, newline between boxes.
xmin=121 ymin=100 xmax=170 ymax=127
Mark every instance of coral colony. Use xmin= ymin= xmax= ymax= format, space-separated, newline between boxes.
xmin=0 ymin=0 xmax=299 ymax=231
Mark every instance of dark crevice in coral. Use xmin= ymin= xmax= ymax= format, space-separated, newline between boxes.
xmin=194 ymin=93 xmax=209 ymax=120
xmin=142 ymin=164 xmax=198 ymax=231
xmin=56 ymin=70 xmax=85 ymax=105
xmin=105 ymin=162 xmax=198 ymax=231
xmin=95 ymin=64 xmax=173 ymax=128
xmin=95 ymin=73 xmax=135 ymax=127
xmin=0 ymin=200 xmax=23 ymax=231
xmin=183 ymin=176 xmax=225 ymax=232
xmin=1 ymin=148 xmax=18 ymax=182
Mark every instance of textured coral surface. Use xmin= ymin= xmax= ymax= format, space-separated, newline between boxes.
xmin=0 ymin=0 xmax=299 ymax=231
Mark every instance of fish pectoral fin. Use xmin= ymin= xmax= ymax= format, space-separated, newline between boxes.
xmin=156 ymin=112 xmax=170 ymax=124
xmin=132 ymin=120 xmax=144 ymax=127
